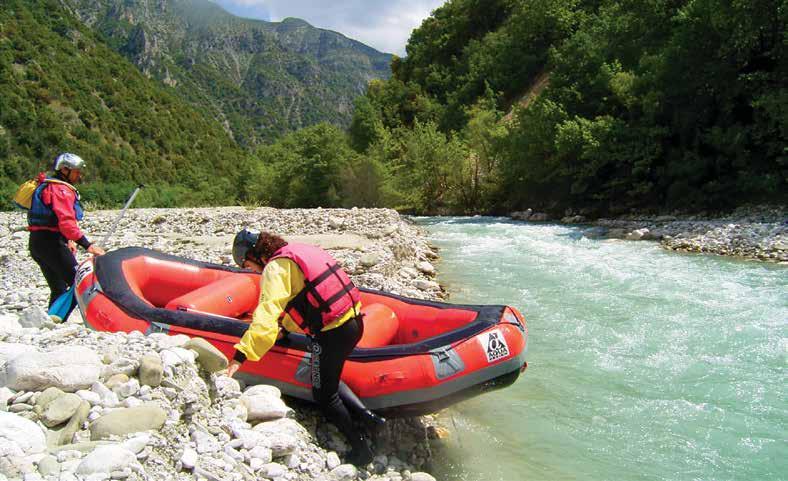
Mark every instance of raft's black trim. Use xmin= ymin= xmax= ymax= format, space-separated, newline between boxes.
xmin=237 ymin=355 xmax=526 ymax=418
xmin=94 ymin=247 xmax=253 ymax=338
xmin=92 ymin=247 xmax=510 ymax=360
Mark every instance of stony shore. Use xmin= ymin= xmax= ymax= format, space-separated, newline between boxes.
xmin=0 ymin=207 xmax=443 ymax=481
xmin=512 ymin=205 xmax=787 ymax=263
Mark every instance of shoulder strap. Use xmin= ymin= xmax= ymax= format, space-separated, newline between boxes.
xmin=43 ymin=178 xmax=77 ymax=192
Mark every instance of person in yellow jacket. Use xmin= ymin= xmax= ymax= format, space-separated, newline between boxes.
xmin=225 ymin=229 xmax=375 ymax=466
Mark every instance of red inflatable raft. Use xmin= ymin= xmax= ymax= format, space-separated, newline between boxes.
xmin=74 ymin=247 xmax=528 ymax=417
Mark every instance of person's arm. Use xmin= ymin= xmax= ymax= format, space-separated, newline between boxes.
xmin=227 ymin=259 xmax=300 ymax=376
xmin=48 ymin=186 xmax=91 ymax=249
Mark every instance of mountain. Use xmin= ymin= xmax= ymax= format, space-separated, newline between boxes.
xmin=62 ymin=0 xmax=394 ymax=145
xmin=0 ymin=0 xmax=248 ymax=209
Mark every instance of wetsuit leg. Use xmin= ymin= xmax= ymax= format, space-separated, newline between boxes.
xmin=311 ymin=316 xmax=373 ymax=464
xmin=29 ymin=231 xmax=77 ymax=306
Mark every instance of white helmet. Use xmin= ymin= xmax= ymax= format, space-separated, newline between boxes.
xmin=53 ymin=152 xmax=85 ymax=171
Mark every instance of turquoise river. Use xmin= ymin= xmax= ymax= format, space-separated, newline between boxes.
xmin=416 ymin=217 xmax=786 ymax=481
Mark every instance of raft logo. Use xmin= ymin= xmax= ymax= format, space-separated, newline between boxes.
xmin=479 ymin=329 xmax=510 ymax=363
xmin=75 ymin=262 xmax=93 ymax=287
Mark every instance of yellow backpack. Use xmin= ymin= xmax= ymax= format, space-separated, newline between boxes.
xmin=13 ymin=179 xmax=40 ymax=210
xmin=12 ymin=177 xmax=75 ymax=210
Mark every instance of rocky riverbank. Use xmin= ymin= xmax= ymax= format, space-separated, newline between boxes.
xmin=0 ymin=207 xmax=443 ymax=481
xmin=512 ymin=205 xmax=787 ymax=263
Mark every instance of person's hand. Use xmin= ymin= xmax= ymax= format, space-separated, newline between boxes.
xmin=225 ymin=360 xmax=242 ymax=378
xmin=87 ymin=245 xmax=106 ymax=256
xmin=67 ymin=240 xmax=77 ymax=255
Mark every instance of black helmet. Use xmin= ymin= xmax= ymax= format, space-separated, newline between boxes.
xmin=232 ymin=228 xmax=260 ymax=267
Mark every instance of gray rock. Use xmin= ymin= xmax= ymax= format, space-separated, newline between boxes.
xmin=252 ymin=417 xmax=308 ymax=439
xmin=410 ymin=473 xmax=437 ymax=481
xmin=529 ymin=213 xmax=550 ymax=222
xmin=8 ymin=402 xmax=32 ymax=412
xmin=626 ymin=228 xmax=650 ymax=241
xmin=89 ymin=405 xmax=167 ymax=440
xmin=243 ymin=384 xmax=281 ymax=398
xmin=330 ymin=464 xmax=357 ymax=481
xmin=247 ymin=445 xmax=272 ymax=464
xmin=75 ymin=390 xmax=101 ymax=406
xmin=120 ymin=434 xmax=150 ymax=455
xmin=180 ymin=447 xmax=198 ymax=470
xmin=326 ymin=452 xmax=341 ymax=470
xmin=0 ymin=387 xmax=14 ymax=412
xmin=259 ymin=463 xmax=286 ymax=478
xmin=416 ymin=262 xmax=435 ymax=276
xmin=0 ymin=342 xmax=37 ymax=369
xmin=18 ymin=307 xmax=49 ymax=329
xmin=582 ymin=227 xmax=608 ymax=239
xmin=138 ymin=354 xmax=163 ymax=387
xmin=398 ymin=267 xmax=418 ymax=279
xmin=41 ymin=393 xmax=81 ymax=427
xmin=111 ymin=379 xmax=140 ymax=399
xmin=360 ymin=253 xmax=381 ymax=268
xmin=55 ymin=400 xmax=90 ymax=446
xmin=267 ymin=433 xmax=299 ymax=457
xmin=4 ymin=346 xmax=102 ymax=392
xmin=104 ymin=374 xmax=128 ymax=391
xmin=510 ymin=210 xmax=532 ymax=221
xmin=213 ymin=376 xmax=241 ymax=399
xmin=0 ymin=411 xmax=47 ymax=454
xmin=37 ymin=455 xmax=60 ymax=477
xmin=241 ymin=392 xmax=290 ymax=422
xmin=159 ymin=347 xmax=196 ymax=370
xmin=184 ymin=338 xmax=228 ymax=373
xmin=329 ymin=217 xmax=345 ymax=229
xmin=35 ymin=387 xmax=66 ymax=410
xmin=0 ymin=314 xmax=23 ymax=336
xmin=414 ymin=280 xmax=439 ymax=291
xmin=76 ymin=446 xmax=138 ymax=476
xmin=90 ymin=382 xmax=119 ymax=408
xmin=191 ymin=430 xmax=220 ymax=454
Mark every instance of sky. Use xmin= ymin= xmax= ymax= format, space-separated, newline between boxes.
xmin=212 ymin=0 xmax=448 ymax=55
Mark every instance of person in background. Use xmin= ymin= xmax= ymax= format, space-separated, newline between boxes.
xmin=28 ymin=153 xmax=105 ymax=306
xmin=226 ymin=229 xmax=374 ymax=466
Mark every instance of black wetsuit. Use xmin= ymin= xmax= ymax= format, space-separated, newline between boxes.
xmin=29 ymin=230 xmax=77 ymax=306
xmin=310 ymin=316 xmax=373 ymax=464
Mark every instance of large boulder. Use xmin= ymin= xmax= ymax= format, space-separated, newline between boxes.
xmin=3 ymin=346 xmax=101 ymax=392
xmin=0 ymin=411 xmax=46 ymax=453
xmin=0 ymin=342 xmax=37 ymax=368
xmin=89 ymin=405 xmax=167 ymax=440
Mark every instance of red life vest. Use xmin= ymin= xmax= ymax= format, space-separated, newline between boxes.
xmin=271 ymin=243 xmax=361 ymax=336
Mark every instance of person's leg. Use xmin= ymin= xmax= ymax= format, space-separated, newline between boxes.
xmin=311 ymin=317 xmax=373 ymax=464
xmin=29 ymin=231 xmax=77 ymax=306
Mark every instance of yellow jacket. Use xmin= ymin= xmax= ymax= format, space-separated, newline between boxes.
xmin=234 ymin=258 xmax=360 ymax=362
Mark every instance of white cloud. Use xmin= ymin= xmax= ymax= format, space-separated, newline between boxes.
xmin=214 ymin=0 xmax=447 ymax=55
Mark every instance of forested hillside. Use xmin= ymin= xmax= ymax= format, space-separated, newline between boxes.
xmin=349 ymin=0 xmax=787 ymax=215
xmin=63 ymin=0 xmax=393 ymax=145
xmin=2 ymin=0 xmax=784 ymax=216
xmin=0 ymin=0 xmax=247 ymax=209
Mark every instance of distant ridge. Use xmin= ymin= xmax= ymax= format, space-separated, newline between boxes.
xmin=63 ymin=0 xmax=393 ymax=145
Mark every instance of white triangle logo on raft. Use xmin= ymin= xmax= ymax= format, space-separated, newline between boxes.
xmin=479 ymin=329 xmax=510 ymax=363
